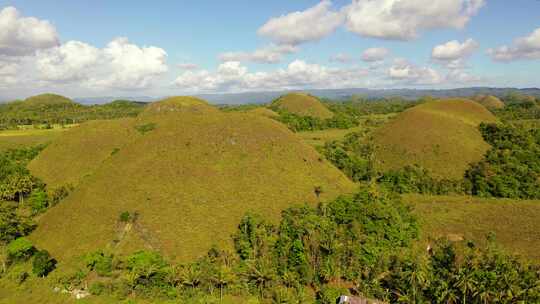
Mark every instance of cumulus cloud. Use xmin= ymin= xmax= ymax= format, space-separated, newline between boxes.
xmin=0 ymin=6 xmax=59 ymax=56
xmin=174 ymin=59 xmax=369 ymax=93
xmin=431 ymin=38 xmax=479 ymax=68
xmin=362 ymin=47 xmax=390 ymax=62
xmin=219 ymin=44 xmax=298 ymax=64
xmin=432 ymin=39 xmax=479 ymax=61
xmin=388 ymin=59 xmax=443 ymax=85
xmin=488 ymin=28 xmax=540 ymax=61
xmin=258 ymin=1 xmax=343 ymax=45
xmin=34 ymin=37 xmax=168 ymax=89
xmin=344 ymin=0 xmax=485 ymax=40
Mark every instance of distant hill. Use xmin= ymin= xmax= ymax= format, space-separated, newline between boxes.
xmin=195 ymin=87 xmax=540 ymax=104
xmin=29 ymin=96 xmax=355 ymax=263
xmin=373 ymin=98 xmax=498 ymax=179
xmin=473 ymin=95 xmax=505 ymax=109
xmin=270 ymin=93 xmax=334 ymax=119
xmin=0 ymin=94 xmax=145 ymax=126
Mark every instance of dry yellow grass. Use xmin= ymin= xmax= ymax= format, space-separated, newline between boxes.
xmin=373 ymin=98 xmax=497 ymax=179
xmin=271 ymin=93 xmax=334 ymax=119
xmin=407 ymin=194 xmax=540 ymax=261
xmin=246 ymin=107 xmax=279 ymax=118
xmin=29 ymin=97 xmax=355 ymax=264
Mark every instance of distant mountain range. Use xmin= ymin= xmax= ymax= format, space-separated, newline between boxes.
xmin=3 ymin=87 xmax=539 ymax=105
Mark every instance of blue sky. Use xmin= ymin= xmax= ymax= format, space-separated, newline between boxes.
xmin=0 ymin=0 xmax=539 ymax=99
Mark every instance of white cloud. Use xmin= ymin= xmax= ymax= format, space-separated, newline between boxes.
xmin=174 ymin=59 xmax=369 ymax=93
xmin=431 ymin=38 xmax=479 ymax=69
xmin=33 ymin=37 xmax=168 ymax=90
xmin=258 ymin=1 xmax=343 ymax=46
xmin=36 ymin=40 xmax=100 ymax=82
xmin=362 ymin=47 xmax=390 ymax=62
xmin=432 ymin=38 xmax=479 ymax=61
xmin=0 ymin=6 xmax=59 ymax=56
xmin=488 ymin=28 xmax=540 ymax=61
xmin=329 ymin=53 xmax=352 ymax=63
xmin=344 ymin=0 xmax=485 ymax=40
xmin=219 ymin=44 xmax=298 ymax=64
xmin=388 ymin=59 xmax=443 ymax=85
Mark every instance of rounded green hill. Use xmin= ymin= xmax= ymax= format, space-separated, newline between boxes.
xmin=373 ymin=98 xmax=498 ymax=179
xmin=271 ymin=93 xmax=334 ymax=119
xmin=24 ymin=93 xmax=75 ymax=106
xmin=29 ymin=99 xmax=355 ymax=263
xmin=142 ymin=96 xmax=218 ymax=116
xmin=473 ymin=95 xmax=505 ymax=109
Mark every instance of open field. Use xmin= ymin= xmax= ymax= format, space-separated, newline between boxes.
xmin=296 ymin=113 xmax=395 ymax=147
xmin=0 ymin=127 xmax=71 ymax=151
xmin=407 ymin=194 xmax=540 ymax=261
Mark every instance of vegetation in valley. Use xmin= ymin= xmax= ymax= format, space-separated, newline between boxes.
xmin=466 ymin=122 xmax=540 ymax=199
xmin=0 ymin=94 xmax=145 ymax=129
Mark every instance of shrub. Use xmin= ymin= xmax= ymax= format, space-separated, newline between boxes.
xmin=316 ymin=286 xmax=348 ymax=304
xmin=6 ymin=237 xmax=35 ymax=262
xmin=32 ymin=249 xmax=56 ymax=277
xmin=134 ymin=123 xmax=157 ymax=134
xmin=29 ymin=190 xmax=49 ymax=215
xmin=119 ymin=211 xmax=131 ymax=223
xmin=84 ymin=251 xmax=113 ymax=276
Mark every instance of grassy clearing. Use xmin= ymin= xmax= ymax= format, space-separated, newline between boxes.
xmin=271 ymin=93 xmax=334 ymax=119
xmin=373 ymin=99 xmax=497 ymax=179
xmin=0 ymin=127 xmax=70 ymax=151
xmin=407 ymin=194 xmax=540 ymax=261
xmin=29 ymin=97 xmax=355 ymax=264
xmin=296 ymin=114 xmax=394 ymax=147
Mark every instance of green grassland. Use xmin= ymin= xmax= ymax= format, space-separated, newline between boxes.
xmin=373 ymin=98 xmax=497 ymax=179
xmin=408 ymin=194 xmax=540 ymax=261
xmin=296 ymin=113 xmax=394 ymax=147
xmin=29 ymin=97 xmax=355 ymax=265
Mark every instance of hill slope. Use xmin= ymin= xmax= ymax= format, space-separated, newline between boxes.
xmin=271 ymin=93 xmax=334 ymax=119
xmin=29 ymin=97 xmax=355 ymax=263
xmin=373 ymin=98 xmax=497 ymax=179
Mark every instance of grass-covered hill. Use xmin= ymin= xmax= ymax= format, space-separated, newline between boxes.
xmin=270 ymin=93 xmax=334 ymax=119
xmin=373 ymin=98 xmax=497 ymax=179
xmin=0 ymin=94 xmax=144 ymax=127
xmin=246 ymin=107 xmax=279 ymax=118
xmin=473 ymin=95 xmax=505 ymax=109
xmin=29 ymin=96 xmax=355 ymax=263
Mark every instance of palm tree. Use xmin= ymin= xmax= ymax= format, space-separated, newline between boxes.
xmin=454 ymin=269 xmax=478 ymax=304
xmin=179 ymin=264 xmax=202 ymax=290
xmin=210 ymin=265 xmax=236 ymax=301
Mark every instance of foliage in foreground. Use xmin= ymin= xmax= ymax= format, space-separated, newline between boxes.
xmin=41 ymin=187 xmax=540 ymax=303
